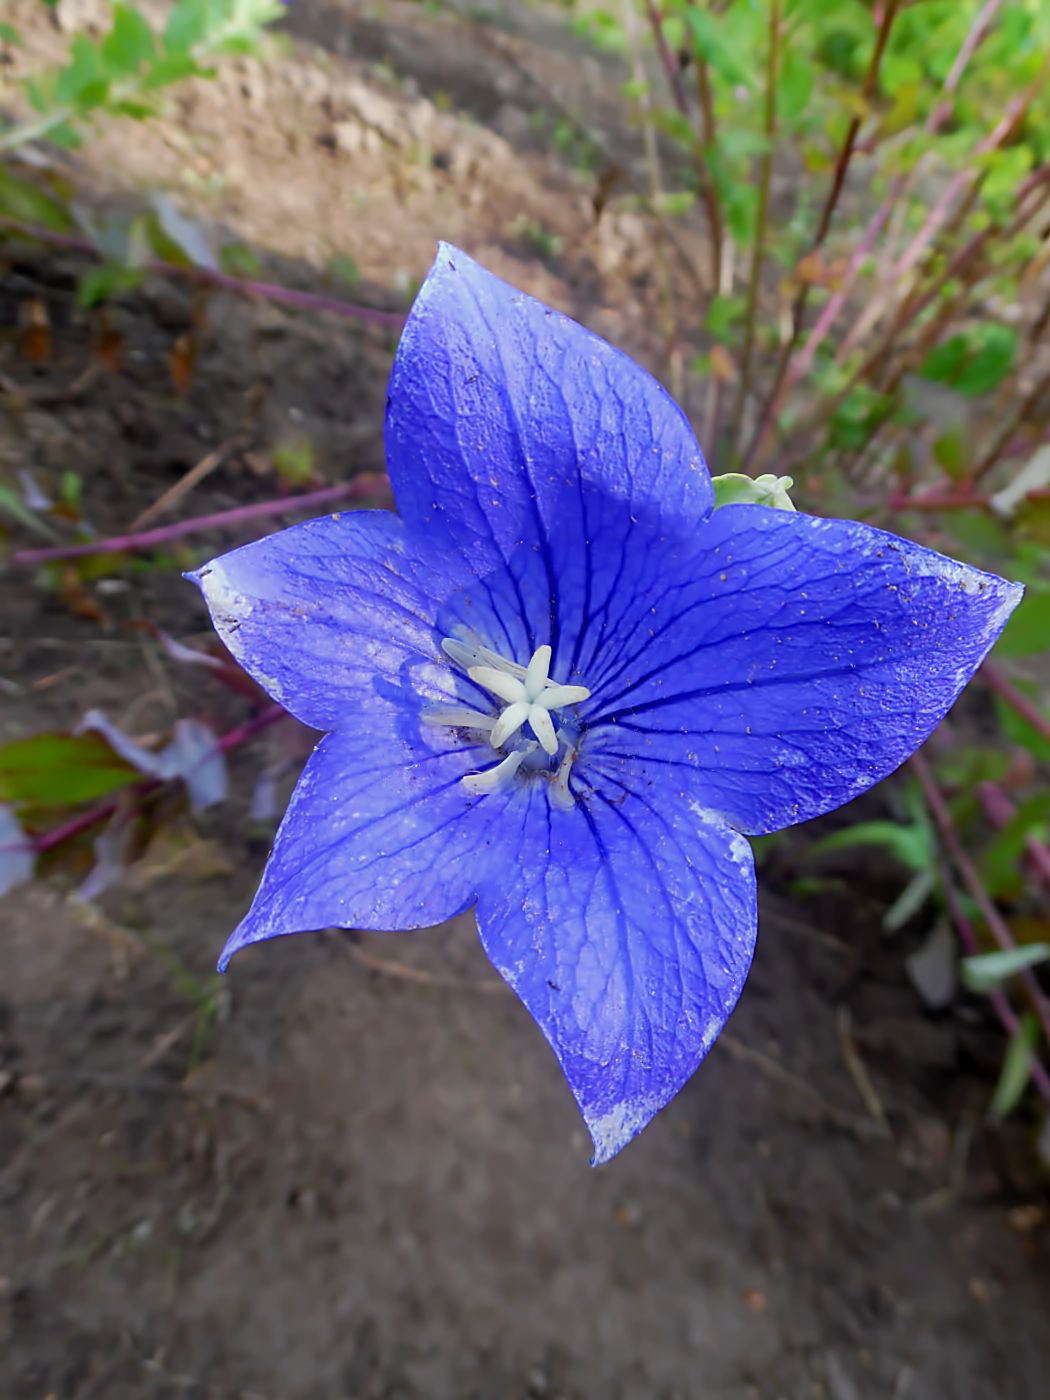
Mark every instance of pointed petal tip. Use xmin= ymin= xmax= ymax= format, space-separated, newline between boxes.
xmin=584 ymin=1094 xmax=665 ymax=1168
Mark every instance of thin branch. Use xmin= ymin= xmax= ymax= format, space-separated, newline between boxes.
xmin=977 ymin=782 xmax=1050 ymax=896
xmin=938 ymin=858 xmax=1050 ymax=1108
xmin=694 ymin=55 xmax=724 ymax=293
xmin=0 ymin=218 xmax=406 ymax=328
xmin=912 ymin=754 xmax=1050 ymax=1045
xmin=746 ymin=0 xmax=1011 ymax=472
xmin=742 ymin=0 xmax=902 ymax=472
xmin=12 ymin=475 xmax=391 ymax=566
xmin=728 ymin=0 xmax=780 ymax=455
xmin=644 ymin=1 xmax=690 ymax=116
xmin=981 ymin=663 xmax=1050 ymax=747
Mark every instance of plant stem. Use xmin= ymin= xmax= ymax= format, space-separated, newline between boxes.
xmin=728 ymin=0 xmax=780 ymax=458
xmin=12 ymin=475 xmax=391 ymax=566
xmin=694 ymin=57 xmax=724 ymax=293
xmin=0 ymin=218 xmax=406 ymax=328
xmin=912 ymin=754 xmax=1050 ymax=1044
xmin=32 ymin=705 xmax=288 ymax=855
xmin=981 ymin=663 xmax=1050 ymax=746
xmin=971 ymin=365 xmax=1050 ymax=484
xmin=747 ymin=0 xmax=1009 ymax=473
xmin=644 ymin=1 xmax=690 ymax=116
xmin=977 ymin=782 xmax=1050 ymax=896
xmin=938 ymin=860 xmax=1050 ymax=1108
xmin=742 ymin=0 xmax=901 ymax=473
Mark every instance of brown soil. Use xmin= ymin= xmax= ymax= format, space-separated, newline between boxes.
xmin=2 ymin=4 xmax=1048 ymax=1398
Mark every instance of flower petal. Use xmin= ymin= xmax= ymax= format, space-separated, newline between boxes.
xmin=475 ymin=783 xmax=756 ymax=1164
xmin=385 ymin=244 xmax=713 ymax=574
xmin=584 ymin=506 xmax=1023 ymax=834
xmin=219 ymin=701 xmax=522 ymax=970
xmin=189 ymin=510 xmax=468 ymax=731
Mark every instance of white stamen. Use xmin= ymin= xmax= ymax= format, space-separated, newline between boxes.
xmin=527 ymin=704 xmax=559 ymax=755
xmin=524 ymin=644 xmax=552 ymax=699
xmin=490 ymin=701 xmax=531 ymax=749
xmin=462 ymin=745 xmax=533 ymax=796
xmin=537 ymin=683 xmax=591 ymax=708
xmin=468 ymin=665 xmax=528 ymax=706
xmin=441 ymin=637 xmax=527 ymax=679
xmin=434 ymin=638 xmax=592 ymax=805
xmin=423 ymin=706 xmax=497 ymax=731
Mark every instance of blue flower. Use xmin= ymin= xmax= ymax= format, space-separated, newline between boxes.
xmin=191 ymin=244 xmax=1021 ymax=1163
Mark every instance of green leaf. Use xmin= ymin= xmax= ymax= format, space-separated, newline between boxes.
xmin=0 ymin=486 xmax=61 ymax=540
xmin=996 ymin=587 xmax=1050 ymax=659
xmin=0 ymin=22 xmax=22 ymax=45
xmin=164 ymin=0 xmax=211 ymax=55
xmin=101 ymin=4 xmax=156 ymax=75
xmin=995 ymin=691 xmax=1050 ymax=766
xmin=981 ymin=792 xmax=1050 ymax=896
xmin=682 ymin=8 xmax=751 ymax=86
xmin=779 ymin=50 xmax=813 ymax=125
xmin=55 ymin=33 xmax=108 ymax=106
xmin=0 ymin=733 xmax=138 ymax=807
xmin=77 ymin=263 xmax=146 ymax=308
xmin=327 ymin=252 xmax=361 ymax=289
xmin=813 ymin=819 xmax=932 ymax=872
xmin=705 ymin=293 xmax=744 ymax=338
xmin=989 ymin=1013 xmax=1040 ymax=1118
xmin=962 ymin=946 xmax=1050 ymax=995
xmin=0 ymin=167 xmax=73 ymax=232
xmin=919 ymin=323 xmax=1019 ymax=398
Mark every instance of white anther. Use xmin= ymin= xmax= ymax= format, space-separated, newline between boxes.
xmin=489 ymin=701 xmax=531 ymax=749
xmin=536 ymin=683 xmax=590 ymax=709
xmin=461 ymin=745 xmax=535 ymax=796
xmin=436 ymin=637 xmax=592 ymax=803
xmin=422 ymin=706 xmax=497 ymax=731
xmin=524 ymin=644 xmax=552 ymax=699
xmin=441 ymin=637 xmax=527 ymax=679
xmin=527 ymin=704 xmax=559 ymax=755
xmin=467 ymin=665 xmax=528 ymax=706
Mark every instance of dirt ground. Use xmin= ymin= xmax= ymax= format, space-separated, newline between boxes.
xmin=2 ymin=3 xmax=1049 ymax=1398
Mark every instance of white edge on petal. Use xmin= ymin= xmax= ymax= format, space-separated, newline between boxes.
xmin=186 ymin=563 xmax=289 ymax=712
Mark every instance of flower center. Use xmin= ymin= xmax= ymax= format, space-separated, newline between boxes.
xmin=426 ymin=637 xmax=591 ymax=808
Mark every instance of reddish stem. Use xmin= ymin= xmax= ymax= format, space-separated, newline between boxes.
xmin=888 ymin=490 xmax=992 ymax=512
xmin=644 ymin=1 xmax=690 ymax=116
xmin=940 ymin=866 xmax=1050 ymax=1107
xmin=0 ymin=219 xmax=406 ymax=329
xmin=912 ymin=754 xmax=1050 ymax=1045
xmin=742 ymin=0 xmax=902 ymax=473
xmin=32 ymin=704 xmax=288 ymax=856
xmin=978 ymin=781 xmax=1050 ymax=896
xmin=13 ymin=475 xmax=391 ymax=566
xmin=981 ymin=663 xmax=1050 ymax=746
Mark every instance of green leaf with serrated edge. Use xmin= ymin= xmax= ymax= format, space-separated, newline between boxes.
xmin=0 ymin=734 xmax=138 ymax=807
xmin=990 ymin=1014 xmax=1040 ymax=1119
xmin=101 ymin=4 xmax=156 ymax=75
xmin=962 ymin=946 xmax=1050 ymax=995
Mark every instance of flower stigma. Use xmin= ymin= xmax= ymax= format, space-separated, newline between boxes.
xmin=426 ymin=639 xmax=590 ymax=807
